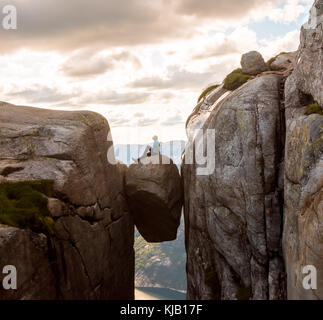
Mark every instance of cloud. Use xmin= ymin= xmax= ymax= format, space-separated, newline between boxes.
xmin=5 ymin=84 xmax=152 ymax=107
xmin=194 ymin=27 xmax=258 ymax=60
xmin=174 ymin=0 xmax=278 ymax=19
xmin=5 ymin=85 xmax=78 ymax=104
xmin=81 ymin=90 xmax=151 ymax=105
xmin=193 ymin=40 xmax=240 ymax=59
xmin=174 ymin=0 xmax=312 ymax=25
xmin=260 ymin=29 xmax=301 ymax=58
xmin=107 ymin=115 xmax=133 ymax=127
xmin=137 ymin=117 xmax=159 ymax=127
xmin=0 ymin=0 xmax=191 ymax=53
xmin=161 ymin=113 xmax=184 ymax=126
xmin=129 ymin=66 xmax=215 ymax=90
xmin=60 ymin=52 xmax=114 ymax=78
xmin=60 ymin=50 xmax=142 ymax=78
xmin=133 ymin=112 xmax=145 ymax=118
xmin=158 ymin=92 xmax=176 ymax=102
xmin=112 ymin=52 xmax=142 ymax=69
xmin=105 ymin=111 xmax=159 ymax=127
xmin=265 ymin=0 xmax=310 ymax=24
xmin=0 ymin=0 xmax=308 ymax=53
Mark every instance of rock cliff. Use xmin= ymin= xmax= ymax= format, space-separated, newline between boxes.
xmin=0 ymin=102 xmax=134 ymax=299
xmin=182 ymin=1 xmax=322 ymax=300
xmin=183 ymin=74 xmax=286 ymax=300
xmin=283 ymin=0 xmax=323 ymax=300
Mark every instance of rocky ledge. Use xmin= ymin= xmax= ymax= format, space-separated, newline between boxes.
xmin=0 ymin=102 xmax=134 ymax=300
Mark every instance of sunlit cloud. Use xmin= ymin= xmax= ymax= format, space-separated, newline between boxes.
xmin=0 ymin=0 xmax=313 ymax=143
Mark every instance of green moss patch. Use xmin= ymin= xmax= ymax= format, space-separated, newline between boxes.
xmin=197 ymin=84 xmax=220 ymax=103
xmin=305 ymin=102 xmax=323 ymax=116
xmin=223 ymin=68 xmax=251 ymax=90
xmin=0 ymin=180 xmax=55 ymax=234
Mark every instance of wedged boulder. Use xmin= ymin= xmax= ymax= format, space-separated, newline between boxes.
xmin=125 ymin=155 xmax=183 ymax=243
xmin=283 ymin=1 xmax=323 ymax=300
xmin=182 ymin=74 xmax=286 ymax=300
xmin=0 ymin=102 xmax=134 ymax=300
xmin=241 ymin=51 xmax=268 ymax=75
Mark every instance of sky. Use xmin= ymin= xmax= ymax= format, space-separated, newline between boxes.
xmin=0 ymin=0 xmax=313 ymax=144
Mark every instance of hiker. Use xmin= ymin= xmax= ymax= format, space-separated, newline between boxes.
xmin=133 ymin=135 xmax=160 ymax=163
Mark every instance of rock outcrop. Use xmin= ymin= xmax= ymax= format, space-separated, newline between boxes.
xmin=241 ymin=51 xmax=268 ymax=75
xmin=283 ymin=0 xmax=323 ymax=300
xmin=182 ymin=0 xmax=322 ymax=301
xmin=270 ymin=52 xmax=297 ymax=71
xmin=125 ymin=155 xmax=183 ymax=243
xmin=0 ymin=225 xmax=56 ymax=300
xmin=0 ymin=102 xmax=134 ymax=300
xmin=186 ymin=85 xmax=230 ymax=141
xmin=182 ymin=74 xmax=286 ymax=300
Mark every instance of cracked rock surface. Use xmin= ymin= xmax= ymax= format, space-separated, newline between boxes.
xmin=283 ymin=0 xmax=323 ymax=300
xmin=182 ymin=74 xmax=286 ymax=300
xmin=182 ymin=1 xmax=322 ymax=301
xmin=0 ymin=225 xmax=56 ymax=300
xmin=0 ymin=102 xmax=134 ymax=300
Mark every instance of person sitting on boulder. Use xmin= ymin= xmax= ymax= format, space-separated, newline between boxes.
xmin=133 ymin=135 xmax=160 ymax=163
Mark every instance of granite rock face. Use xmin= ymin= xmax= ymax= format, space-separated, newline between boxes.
xmin=241 ymin=51 xmax=268 ymax=75
xmin=125 ymin=155 xmax=183 ymax=243
xmin=270 ymin=52 xmax=297 ymax=71
xmin=283 ymin=0 xmax=323 ymax=300
xmin=0 ymin=102 xmax=134 ymax=300
xmin=182 ymin=74 xmax=286 ymax=300
xmin=288 ymin=0 xmax=323 ymax=107
xmin=182 ymin=1 xmax=322 ymax=301
xmin=0 ymin=225 xmax=56 ymax=300
xmin=186 ymin=85 xmax=230 ymax=142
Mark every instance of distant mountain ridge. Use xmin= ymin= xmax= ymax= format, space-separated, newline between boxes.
xmin=114 ymin=140 xmax=187 ymax=166
xmin=134 ymin=217 xmax=186 ymax=292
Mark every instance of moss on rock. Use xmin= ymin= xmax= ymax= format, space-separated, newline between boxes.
xmin=266 ymin=52 xmax=287 ymax=68
xmin=0 ymin=180 xmax=55 ymax=234
xmin=197 ymin=84 xmax=220 ymax=103
xmin=304 ymin=102 xmax=323 ymax=116
xmin=223 ymin=69 xmax=251 ymax=90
